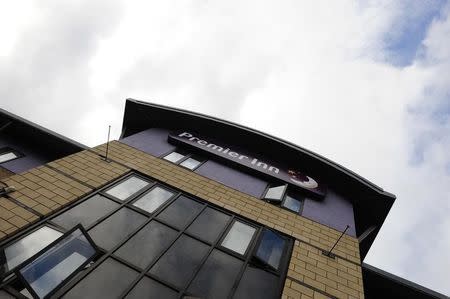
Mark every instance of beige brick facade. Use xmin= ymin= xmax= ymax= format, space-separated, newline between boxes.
xmin=0 ymin=141 xmax=364 ymax=298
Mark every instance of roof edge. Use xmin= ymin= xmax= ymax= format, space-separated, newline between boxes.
xmin=0 ymin=108 xmax=88 ymax=150
xmin=126 ymin=98 xmax=395 ymax=201
xmin=363 ymin=263 xmax=448 ymax=298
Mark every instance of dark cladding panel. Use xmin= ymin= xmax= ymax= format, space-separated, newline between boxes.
xmin=125 ymin=277 xmax=178 ymax=299
xmin=63 ymin=258 xmax=139 ymax=299
xmin=120 ymin=128 xmax=175 ymax=157
xmin=233 ymin=265 xmax=279 ymax=299
xmin=302 ymin=189 xmax=356 ymax=236
xmin=0 ymin=137 xmax=48 ymax=173
xmin=195 ymin=160 xmax=268 ymax=198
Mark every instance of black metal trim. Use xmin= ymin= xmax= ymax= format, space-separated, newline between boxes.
xmin=15 ymin=224 xmax=100 ymax=299
xmin=0 ymin=147 xmax=24 ymax=164
xmin=0 ymin=224 xmax=66 ymax=280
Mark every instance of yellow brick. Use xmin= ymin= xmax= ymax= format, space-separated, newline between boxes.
xmin=313 ymin=291 xmax=332 ymax=299
xmin=8 ymin=216 xmax=29 ymax=228
xmin=304 ymin=277 xmax=326 ymax=292
xmin=316 ymin=275 xmax=337 ymax=289
xmin=325 ymin=286 xmax=347 ymax=299
xmin=291 ymin=281 xmax=314 ymax=297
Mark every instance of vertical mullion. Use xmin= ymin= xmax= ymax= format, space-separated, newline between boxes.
xmin=118 ymin=204 xmax=208 ymax=299
xmin=227 ymin=228 xmax=263 ymax=299
xmin=180 ymin=215 xmax=237 ymax=296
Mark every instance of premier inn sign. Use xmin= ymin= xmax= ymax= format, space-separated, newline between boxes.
xmin=168 ymin=131 xmax=326 ymax=198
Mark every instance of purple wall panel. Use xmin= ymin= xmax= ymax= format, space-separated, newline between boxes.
xmin=121 ymin=128 xmax=175 ymax=157
xmin=121 ymin=128 xmax=356 ymax=236
xmin=0 ymin=137 xmax=48 ymax=173
xmin=195 ymin=160 xmax=269 ymax=198
xmin=302 ymin=189 xmax=356 ymax=236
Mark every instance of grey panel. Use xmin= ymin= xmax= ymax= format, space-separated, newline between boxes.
xmin=89 ymin=208 xmax=147 ymax=250
xmin=63 ymin=258 xmax=138 ymax=299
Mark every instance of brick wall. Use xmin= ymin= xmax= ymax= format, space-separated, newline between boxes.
xmin=0 ymin=141 xmax=365 ymax=298
xmin=0 ymin=166 xmax=14 ymax=180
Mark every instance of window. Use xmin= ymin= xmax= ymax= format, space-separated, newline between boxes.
xmin=0 ymin=148 xmax=22 ymax=164
xmin=105 ymin=175 xmax=150 ymax=201
xmin=52 ymin=195 xmax=119 ymax=230
xmin=63 ymin=258 xmax=139 ymax=299
xmin=0 ymin=173 xmax=292 ymax=299
xmin=88 ymin=208 xmax=147 ymax=250
xmin=148 ymin=235 xmax=210 ymax=288
xmin=2 ymin=226 xmax=63 ymax=273
xmin=187 ymin=249 xmax=243 ymax=299
xmin=114 ymin=221 xmax=178 ymax=269
xmin=132 ymin=186 xmax=175 ymax=214
xmin=263 ymin=185 xmax=305 ymax=214
xmin=254 ymin=228 xmax=287 ymax=270
xmin=221 ymin=220 xmax=256 ymax=255
xmin=17 ymin=226 xmax=98 ymax=299
xmin=162 ymin=149 xmax=205 ymax=170
xmin=156 ymin=196 xmax=203 ymax=229
xmin=187 ymin=207 xmax=230 ymax=243
xmin=125 ymin=277 xmax=178 ymax=299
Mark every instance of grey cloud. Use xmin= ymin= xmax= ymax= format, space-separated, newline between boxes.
xmin=0 ymin=0 xmax=123 ymax=141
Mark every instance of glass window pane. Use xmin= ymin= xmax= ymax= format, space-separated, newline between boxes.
xmin=179 ymin=157 xmax=202 ymax=170
xmin=132 ymin=186 xmax=174 ymax=214
xmin=187 ymin=208 xmax=230 ymax=243
xmin=0 ymin=152 xmax=17 ymax=163
xmin=115 ymin=221 xmax=178 ymax=269
xmin=149 ymin=235 xmax=209 ymax=289
xmin=188 ymin=250 xmax=243 ymax=299
xmin=4 ymin=226 xmax=62 ymax=271
xmin=233 ymin=266 xmax=279 ymax=299
xmin=156 ymin=196 xmax=203 ymax=229
xmin=105 ymin=176 xmax=149 ymax=200
xmin=52 ymin=195 xmax=119 ymax=229
xmin=63 ymin=258 xmax=139 ymax=299
xmin=125 ymin=277 xmax=178 ymax=299
xmin=89 ymin=208 xmax=147 ymax=250
xmin=264 ymin=185 xmax=286 ymax=202
xmin=163 ymin=151 xmax=185 ymax=163
xmin=221 ymin=221 xmax=256 ymax=255
xmin=19 ymin=228 xmax=96 ymax=299
xmin=255 ymin=229 xmax=286 ymax=270
xmin=282 ymin=194 xmax=301 ymax=213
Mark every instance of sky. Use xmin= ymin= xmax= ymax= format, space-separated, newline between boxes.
xmin=0 ymin=0 xmax=449 ymax=295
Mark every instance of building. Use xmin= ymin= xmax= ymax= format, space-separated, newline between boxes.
xmin=0 ymin=100 xmax=446 ymax=298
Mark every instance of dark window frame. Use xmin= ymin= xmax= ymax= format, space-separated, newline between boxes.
xmin=15 ymin=224 xmax=100 ymax=299
xmin=103 ymin=174 xmax=153 ymax=202
xmin=0 ymin=147 xmax=23 ymax=164
xmin=129 ymin=184 xmax=178 ymax=215
xmin=0 ymin=224 xmax=66 ymax=278
xmin=251 ymin=227 xmax=292 ymax=273
xmin=160 ymin=148 xmax=207 ymax=171
xmin=0 ymin=171 xmax=293 ymax=299
xmin=262 ymin=184 xmax=305 ymax=216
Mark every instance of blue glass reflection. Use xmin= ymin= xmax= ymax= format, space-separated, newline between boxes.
xmin=255 ymin=229 xmax=285 ymax=270
xmin=20 ymin=228 xmax=96 ymax=298
xmin=282 ymin=195 xmax=301 ymax=213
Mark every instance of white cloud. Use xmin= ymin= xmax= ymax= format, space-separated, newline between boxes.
xmin=0 ymin=0 xmax=449 ymax=295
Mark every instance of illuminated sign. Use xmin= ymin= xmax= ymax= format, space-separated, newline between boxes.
xmin=169 ymin=131 xmax=326 ymax=198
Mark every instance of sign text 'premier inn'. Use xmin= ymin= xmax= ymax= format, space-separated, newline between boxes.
xmin=169 ymin=131 xmax=326 ymax=198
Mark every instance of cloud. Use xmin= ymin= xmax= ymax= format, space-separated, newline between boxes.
xmin=0 ymin=0 xmax=449 ymax=295
xmin=0 ymin=0 xmax=123 ymax=145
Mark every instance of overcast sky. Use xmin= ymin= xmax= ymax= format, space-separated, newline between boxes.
xmin=1 ymin=0 xmax=449 ymax=295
